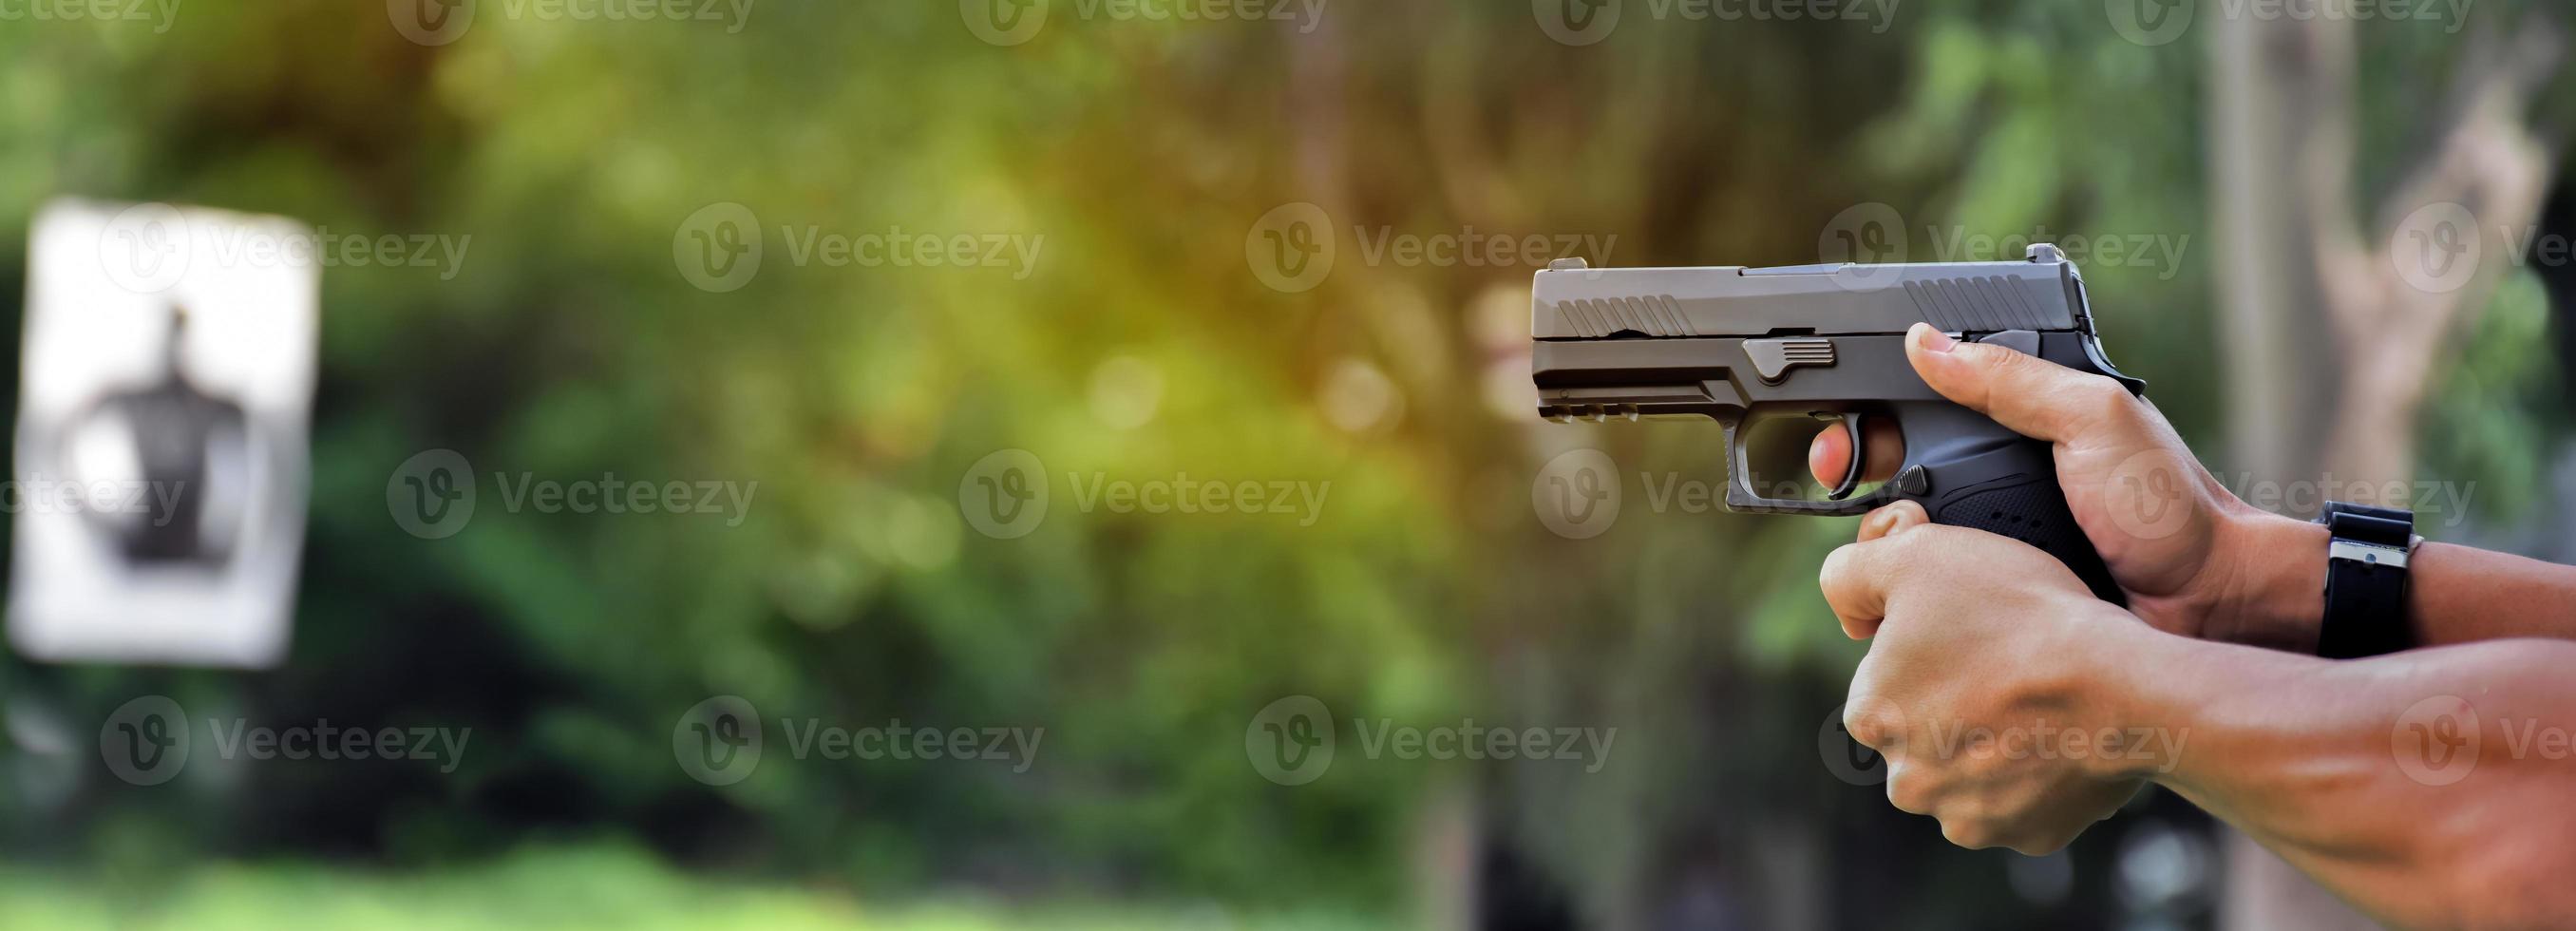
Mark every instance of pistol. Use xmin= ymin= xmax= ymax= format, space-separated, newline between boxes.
xmin=1529 ymin=243 xmax=2144 ymax=604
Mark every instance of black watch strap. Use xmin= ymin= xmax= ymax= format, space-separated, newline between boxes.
xmin=2316 ymin=502 xmax=2415 ymax=659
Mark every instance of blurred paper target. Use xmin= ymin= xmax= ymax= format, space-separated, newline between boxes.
xmin=8 ymin=200 xmax=318 ymax=669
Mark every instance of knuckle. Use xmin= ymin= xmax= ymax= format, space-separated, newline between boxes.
xmin=2072 ymin=373 xmax=2136 ymax=424
xmin=2009 ymin=831 xmax=2074 ymax=858
xmin=1940 ymin=817 xmax=1998 ymax=850
xmin=1845 ymin=702 xmax=1899 ymax=750
xmin=1873 ymin=526 xmax=1943 ymax=573
xmin=1818 ymin=543 xmax=1861 ymax=592
xmin=1885 ymin=766 xmax=1935 ymax=814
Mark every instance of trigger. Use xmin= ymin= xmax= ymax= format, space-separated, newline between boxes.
xmin=1826 ymin=412 xmax=1866 ymax=501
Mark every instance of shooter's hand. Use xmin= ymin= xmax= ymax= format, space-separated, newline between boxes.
xmin=1809 ymin=323 xmax=2313 ymax=650
xmin=1825 ymin=501 xmax=2149 ymax=854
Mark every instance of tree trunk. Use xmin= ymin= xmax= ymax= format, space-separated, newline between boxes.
xmin=2207 ymin=10 xmax=2560 ymax=929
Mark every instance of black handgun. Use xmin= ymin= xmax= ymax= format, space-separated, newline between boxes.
xmin=1529 ymin=243 xmax=2143 ymax=604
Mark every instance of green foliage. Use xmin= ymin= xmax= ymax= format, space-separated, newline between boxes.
xmin=0 ymin=2 xmax=2567 ymax=927
xmin=0 ymin=843 xmax=1392 ymax=931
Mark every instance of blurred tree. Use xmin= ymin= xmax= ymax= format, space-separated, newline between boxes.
xmin=2207 ymin=8 xmax=2566 ymax=929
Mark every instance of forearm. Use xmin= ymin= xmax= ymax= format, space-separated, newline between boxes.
xmin=2097 ymin=628 xmax=2576 ymax=929
xmin=2209 ymin=512 xmax=2576 ymax=651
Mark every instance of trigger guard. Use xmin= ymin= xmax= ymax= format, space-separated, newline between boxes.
xmin=1722 ymin=417 xmax=1897 ymax=517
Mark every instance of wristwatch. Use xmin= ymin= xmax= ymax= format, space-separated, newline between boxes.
xmin=2315 ymin=502 xmax=2418 ymax=658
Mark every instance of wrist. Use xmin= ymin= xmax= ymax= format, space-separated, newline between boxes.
xmin=2074 ymin=618 xmax=2217 ymax=784
xmin=2196 ymin=510 xmax=2327 ymax=653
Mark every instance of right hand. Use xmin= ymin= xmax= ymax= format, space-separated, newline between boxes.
xmin=1808 ymin=323 xmax=2311 ymax=649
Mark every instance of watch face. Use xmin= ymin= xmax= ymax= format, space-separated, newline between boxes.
xmin=8 ymin=200 xmax=318 ymax=670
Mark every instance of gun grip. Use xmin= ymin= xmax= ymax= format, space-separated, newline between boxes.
xmin=1903 ymin=439 xmax=2126 ymax=606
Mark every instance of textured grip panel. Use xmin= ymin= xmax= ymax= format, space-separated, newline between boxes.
xmin=1928 ymin=477 xmax=2125 ymax=606
xmin=1903 ymin=435 xmax=2127 ymax=606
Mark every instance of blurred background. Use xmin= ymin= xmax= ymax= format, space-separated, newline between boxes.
xmin=0 ymin=1 xmax=2571 ymax=928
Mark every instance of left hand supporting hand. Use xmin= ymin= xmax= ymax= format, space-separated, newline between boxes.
xmin=1824 ymin=501 xmax=2159 ymax=854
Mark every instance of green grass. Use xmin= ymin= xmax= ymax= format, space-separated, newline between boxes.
xmin=0 ymin=844 xmax=1392 ymax=931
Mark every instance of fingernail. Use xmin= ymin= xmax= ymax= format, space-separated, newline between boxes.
xmin=1913 ymin=323 xmax=1957 ymax=353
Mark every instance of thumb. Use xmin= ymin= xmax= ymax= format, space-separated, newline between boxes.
xmin=1904 ymin=322 xmax=2129 ymax=445
xmin=1855 ymin=501 xmax=1928 ymax=542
